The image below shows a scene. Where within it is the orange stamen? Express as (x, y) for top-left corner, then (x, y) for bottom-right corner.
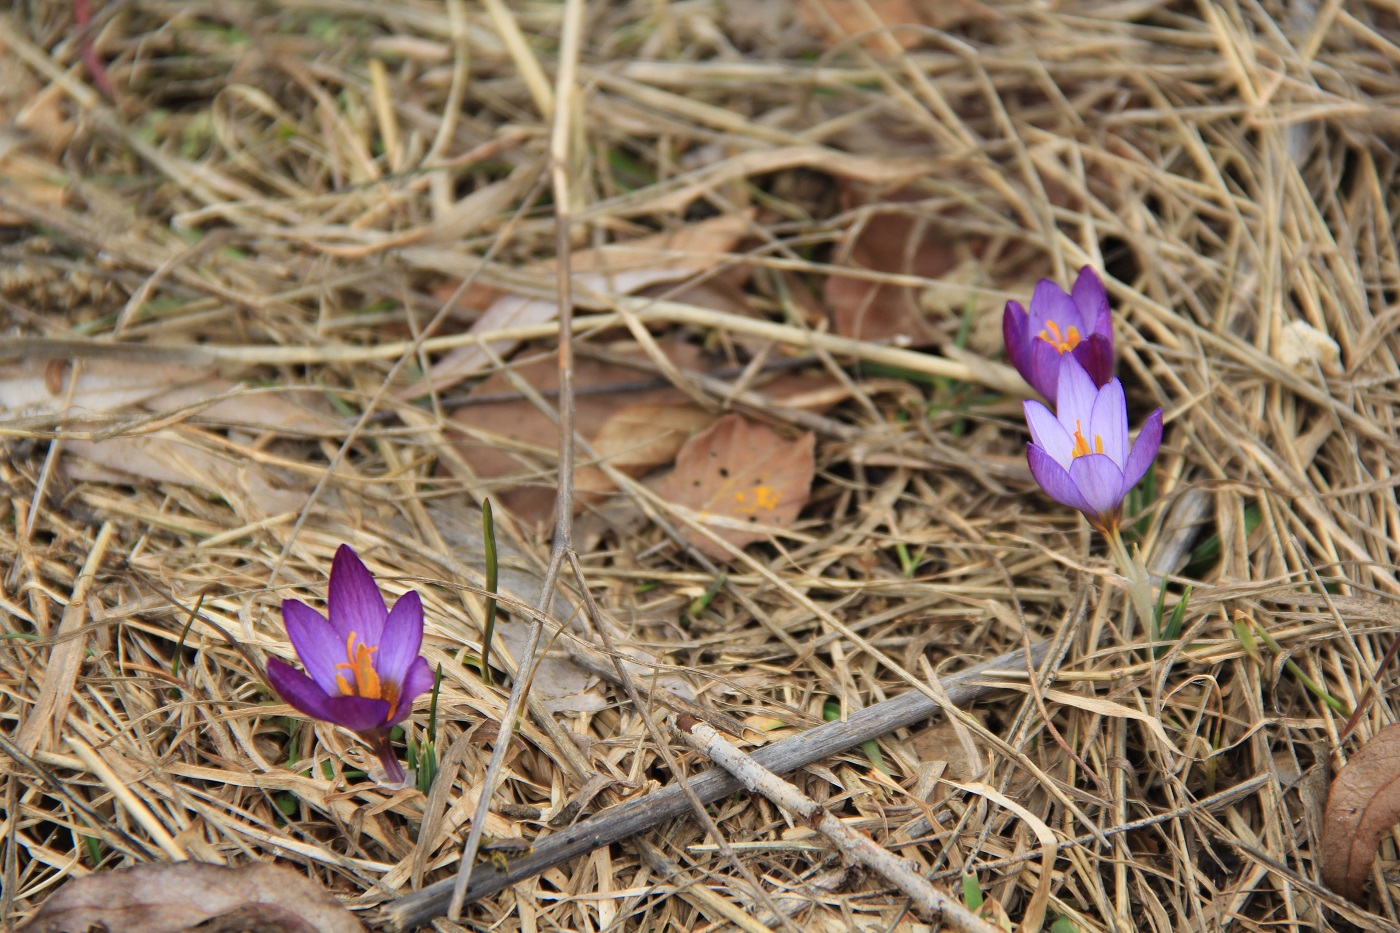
(1070, 420), (1104, 459)
(335, 633), (382, 699)
(1038, 319), (1082, 354)
(334, 632), (402, 720)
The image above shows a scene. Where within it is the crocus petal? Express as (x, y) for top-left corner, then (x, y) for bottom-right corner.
(267, 657), (334, 719)
(1068, 454), (1127, 519)
(1024, 400), (1075, 467)
(1029, 278), (1083, 335)
(1121, 408), (1164, 492)
(329, 545), (388, 646)
(1027, 337), (1065, 402)
(1003, 301), (1031, 377)
(322, 694), (394, 733)
(374, 590), (424, 687)
(1071, 266), (1109, 326)
(267, 658), (391, 732)
(1088, 379), (1129, 466)
(1027, 444), (1094, 514)
(1054, 355), (1099, 434)
(388, 656), (436, 725)
(282, 599), (343, 694)
(1090, 304), (1113, 340)
(1071, 334), (1115, 388)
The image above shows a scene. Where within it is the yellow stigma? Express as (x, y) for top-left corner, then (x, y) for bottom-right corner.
(1070, 420), (1104, 459)
(1038, 319), (1081, 354)
(335, 632), (399, 718)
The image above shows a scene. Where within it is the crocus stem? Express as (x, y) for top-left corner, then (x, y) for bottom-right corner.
(1104, 526), (1157, 646)
(368, 733), (406, 785)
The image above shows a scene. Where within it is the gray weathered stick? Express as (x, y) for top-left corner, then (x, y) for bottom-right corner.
(673, 714), (1001, 933)
(380, 640), (1049, 931)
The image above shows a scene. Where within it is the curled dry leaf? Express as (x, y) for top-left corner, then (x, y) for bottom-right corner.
(444, 343), (704, 524)
(795, 0), (997, 52)
(1322, 723), (1400, 903)
(659, 413), (816, 559)
(20, 860), (365, 933)
(574, 401), (717, 504)
(824, 185), (962, 344)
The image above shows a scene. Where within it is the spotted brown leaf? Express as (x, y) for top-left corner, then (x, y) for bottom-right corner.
(659, 414), (815, 559)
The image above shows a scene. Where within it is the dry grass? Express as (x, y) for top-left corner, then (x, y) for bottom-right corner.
(3, 1), (1400, 931)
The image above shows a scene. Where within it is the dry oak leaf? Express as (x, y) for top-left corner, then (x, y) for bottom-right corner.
(823, 184), (965, 344)
(444, 343), (706, 525)
(20, 860), (365, 933)
(1322, 723), (1400, 903)
(659, 413), (815, 559)
(796, 0), (997, 52)
(574, 401), (717, 504)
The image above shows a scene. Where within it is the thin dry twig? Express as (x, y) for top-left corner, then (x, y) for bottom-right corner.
(565, 548), (806, 933)
(672, 713), (1000, 933)
(448, 0), (586, 917)
(378, 641), (1048, 930)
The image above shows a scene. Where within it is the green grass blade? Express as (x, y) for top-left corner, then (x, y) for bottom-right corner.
(480, 498), (499, 683)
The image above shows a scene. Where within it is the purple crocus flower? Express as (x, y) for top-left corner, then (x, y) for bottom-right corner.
(1003, 266), (1115, 404)
(1023, 356), (1163, 533)
(266, 545), (434, 784)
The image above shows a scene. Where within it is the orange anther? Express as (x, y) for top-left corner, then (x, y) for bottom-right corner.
(1070, 420), (1104, 459)
(335, 632), (383, 702)
(1038, 320), (1082, 354)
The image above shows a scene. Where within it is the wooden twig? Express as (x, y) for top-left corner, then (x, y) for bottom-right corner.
(446, 0), (586, 917)
(379, 640), (1049, 931)
(565, 550), (804, 933)
(671, 714), (1001, 933)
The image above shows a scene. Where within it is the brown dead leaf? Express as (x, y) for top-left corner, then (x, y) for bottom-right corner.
(825, 187), (965, 344)
(66, 432), (308, 523)
(574, 402), (717, 503)
(795, 0), (997, 52)
(445, 344), (706, 524)
(910, 717), (982, 786)
(658, 414), (815, 559)
(1321, 723), (1400, 903)
(0, 359), (340, 435)
(410, 213), (752, 396)
(20, 860), (364, 933)
(427, 278), (504, 323)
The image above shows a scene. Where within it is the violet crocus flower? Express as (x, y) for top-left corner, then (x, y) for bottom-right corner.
(1003, 266), (1115, 404)
(1023, 356), (1163, 534)
(266, 545), (434, 784)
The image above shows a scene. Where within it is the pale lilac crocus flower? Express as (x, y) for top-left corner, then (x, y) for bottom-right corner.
(266, 545), (434, 784)
(1023, 355), (1163, 535)
(1003, 266), (1115, 404)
